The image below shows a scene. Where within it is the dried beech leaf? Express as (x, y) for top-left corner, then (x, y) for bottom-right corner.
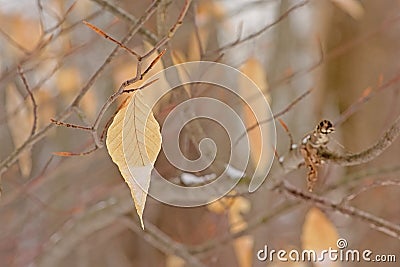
(106, 91), (162, 229)
(6, 84), (32, 177)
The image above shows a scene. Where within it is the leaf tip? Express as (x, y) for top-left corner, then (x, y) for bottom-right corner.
(140, 216), (145, 230)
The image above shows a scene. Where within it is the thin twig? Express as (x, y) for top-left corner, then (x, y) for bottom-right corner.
(120, 217), (207, 267)
(0, 28), (30, 54)
(0, 1), (163, 176)
(83, 21), (141, 59)
(34, 188), (135, 267)
(204, 0), (309, 56)
(236, 88), (312, 144)
(122, 78), (160, 94)
(278, 118), (295, 149)
(50, 119), (93, 131)
(50, 0), (188, 159)
(92, 0), (190, 132)
(17, 66), (38, 136)
(91, 0), (165, 132)
(268, 36), (324, 92)
(334, 71), (400, 126)
(90, 0), (158, 44)
(342, 179), (400, 204)
(53, 147), (99, 157)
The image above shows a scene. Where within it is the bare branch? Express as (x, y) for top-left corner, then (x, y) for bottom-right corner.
(90, 0), (158, 44)
(83, 21), (141, 59)
(0, 0), (163, 177)
(120, 217), (207, 267)
(17, 66), (38, 136)
(321, 114), (400, 166)
(205, 0), (309, 56)
(50, 119), (93, 131)
(274, 181), (400, 240)
(35, 188), (134, 267)
(343, 179), (400, 204)
(334, 71), (400, 126)
(122, 78), (160, 94)
(236, 88), (312, 144)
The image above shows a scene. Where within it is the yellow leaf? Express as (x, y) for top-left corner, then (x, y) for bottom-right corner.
(240, 58), (269, 96)
(234, 236), (254, 267)
(331, 0), (364, 20)
(166, 255), (185, 267)
(187, 29), (208, 62)
(6, 84), (33, 177)
(171, 49), (187, 65)
(35, 89), (56, 128)
(302, 208), (341, 267)
(57, 67), (82, 97)
(196, 0), (225, 23)
(208, 195), (253, 267)
(229, 196), (250, 233)
(106, 91), (162, 229)
(239, 58), (271, 176)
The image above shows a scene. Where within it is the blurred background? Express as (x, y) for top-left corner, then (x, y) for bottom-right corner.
(0, 0), (400, 266)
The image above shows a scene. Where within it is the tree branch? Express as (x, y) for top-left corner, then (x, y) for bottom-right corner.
(120, 217), (207, 267)
(275, 181), (400, 240)
(90, 0), (158, 45)
(320, 114), (400, 166)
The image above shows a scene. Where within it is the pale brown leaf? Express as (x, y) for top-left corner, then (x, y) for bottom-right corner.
(106, 90), (162, 229)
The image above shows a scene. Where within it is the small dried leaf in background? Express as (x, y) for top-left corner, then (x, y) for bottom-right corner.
(330, 0), (364, 20)
(6, 84), (33, 178)
(302, 207), (341, 267)
(208, 195), (253, 267)
(106, 90), (162, 229)
(166, 255), (185, 267)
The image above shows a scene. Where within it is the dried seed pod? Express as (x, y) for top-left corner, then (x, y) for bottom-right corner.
(300, 120), (334, 192)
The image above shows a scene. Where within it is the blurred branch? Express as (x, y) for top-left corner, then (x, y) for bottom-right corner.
(120, 217), (207, 267)
(334, 71), (400, 126)
(17, 66), (37, 136)
(189, 201), (296, 255)
(0, 28), (30, 54)
(236, 88), (312, 144)
(156, 0), (172, 37)
(204, 0), (309, 56)
(321, 114), (400, 166)
(274, 180), (400, 240)
(35, 187), (134, 267)
(0, 0), (162, 179)
(343, 179), (400, 204)
(90, 0), (159, 44)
